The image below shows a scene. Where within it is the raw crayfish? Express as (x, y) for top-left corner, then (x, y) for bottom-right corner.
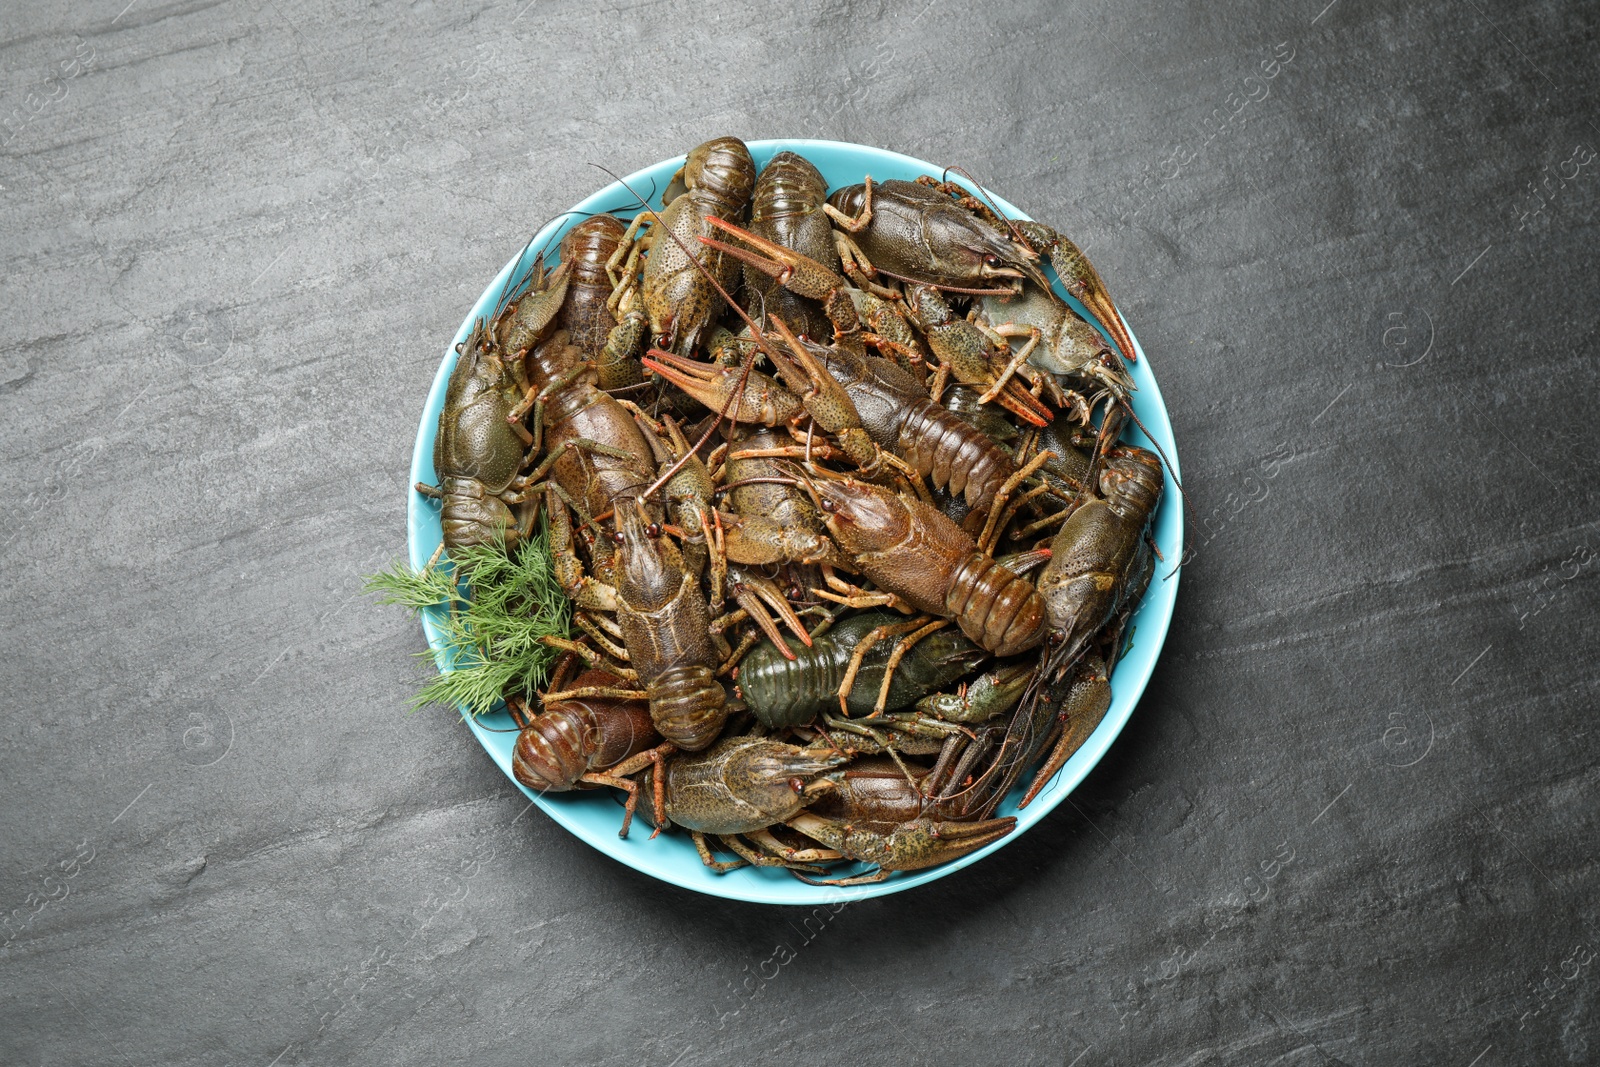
(404, 138), (1174, 888)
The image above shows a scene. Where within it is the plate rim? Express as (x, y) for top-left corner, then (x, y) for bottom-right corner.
(407, 138), (1182, 904)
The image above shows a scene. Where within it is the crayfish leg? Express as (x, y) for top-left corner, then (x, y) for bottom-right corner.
(791, 866), (892, 887)
(580, 770), (640, 838)
(542, 684), (648, 702)
(594, 741), (674, 837)
(872, 618), (949, 715)
(836, 616), (931, 716)
(717, 832), (833, 875)
(717, 631), (761, 677)
(739, 829), (839, 875)
(691, 831), (748, 874)
(822, 174), (875, 234)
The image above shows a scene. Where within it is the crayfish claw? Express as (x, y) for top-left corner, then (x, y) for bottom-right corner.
(701, 216), (849, 302)
(731, 567), (814, 652)
(1013, 221), (1138, 366)
(784, 812), (1016, 878)
(641, 349), (802, 426)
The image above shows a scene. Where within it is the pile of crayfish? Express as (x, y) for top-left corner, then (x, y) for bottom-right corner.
(417, 137), (1166, 885)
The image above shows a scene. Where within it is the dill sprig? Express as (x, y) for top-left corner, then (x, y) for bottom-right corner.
(364, 553), (460, 609)
(364, 523), (572, 717)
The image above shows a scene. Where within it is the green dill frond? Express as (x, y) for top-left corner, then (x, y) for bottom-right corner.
(363, 557), (461, 609)
(368, 521), (572, 718)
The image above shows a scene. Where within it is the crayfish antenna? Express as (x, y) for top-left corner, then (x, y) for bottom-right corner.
(939, 163), (1036, 253)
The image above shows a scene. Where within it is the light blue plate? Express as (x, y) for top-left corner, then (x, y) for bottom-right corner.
(408, 140), (1181, 904)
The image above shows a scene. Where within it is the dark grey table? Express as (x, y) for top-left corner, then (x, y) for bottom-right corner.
(3, 1), (1596, 1063)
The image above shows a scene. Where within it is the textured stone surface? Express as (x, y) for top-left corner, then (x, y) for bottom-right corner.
(2, 0), (1597, 1063)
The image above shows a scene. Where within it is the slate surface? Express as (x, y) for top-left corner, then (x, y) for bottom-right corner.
(2, 0), (1597, 1063)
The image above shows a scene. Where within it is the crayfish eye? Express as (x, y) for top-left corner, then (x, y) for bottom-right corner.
(787, 777), (804, 794)
(983, 253), (1003, 268)
(646, 523), (662, 539)
(820, 498), (837, 513)
(1047, 630), (1065, 648)
(612, 531), (626, 545)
